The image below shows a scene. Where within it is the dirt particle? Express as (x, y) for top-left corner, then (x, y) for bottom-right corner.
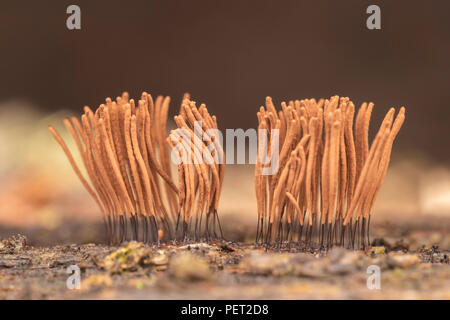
(169, 252), (212, 282)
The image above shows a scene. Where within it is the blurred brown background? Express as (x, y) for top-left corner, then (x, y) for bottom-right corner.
(1, 0), (450, 161)
(0, 1), (449, 244)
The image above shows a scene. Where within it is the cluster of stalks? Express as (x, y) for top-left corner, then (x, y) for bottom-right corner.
(49, 91), (224, 244)
(167, 97), (225, 241)
(255, 96), (405, 249)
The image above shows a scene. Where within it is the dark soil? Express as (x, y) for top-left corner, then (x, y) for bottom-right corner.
(0, 217), (449, 300)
